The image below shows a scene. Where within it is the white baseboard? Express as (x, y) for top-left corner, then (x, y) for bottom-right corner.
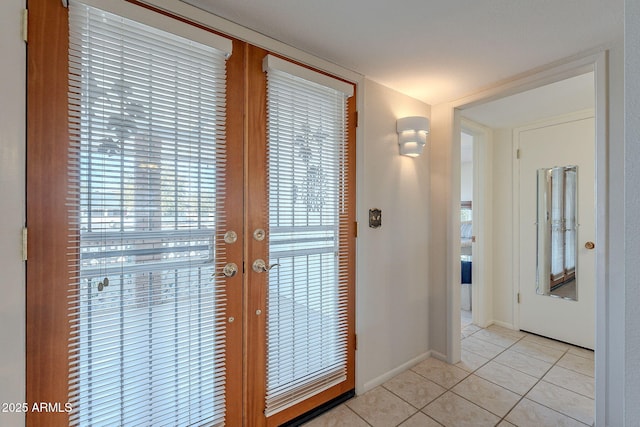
(359, 351), (432, 394)
(491, 319), (517, 330)
(429, 350), (448, 362)
(478, 319), (494, 328)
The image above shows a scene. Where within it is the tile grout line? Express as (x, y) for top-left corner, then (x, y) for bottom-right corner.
(461, 327), (526, 370)
(499, 345), (592, 426)
(463, 325), (594, 426)
(411, 327), (528, 424)
(306, 325), (593, 426)
(379, 381), (447, 426)
(498, 345), (569, 426)
(342, 402), (374, 426)
(459, 329), (530, 423)
(467, 327), (595, 388)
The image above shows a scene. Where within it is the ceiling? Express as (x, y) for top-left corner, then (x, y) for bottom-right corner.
(462, 71), (595, 129)
(458, 71), (594, 164)
(181, 0), (622, 105)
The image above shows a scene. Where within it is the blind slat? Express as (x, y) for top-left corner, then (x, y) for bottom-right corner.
(67, 2), (229, 425)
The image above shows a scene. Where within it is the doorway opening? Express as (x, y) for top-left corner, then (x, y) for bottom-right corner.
(450, 60), (605, 423)
(460, 130), (474, 330)
(457, 120), (492, 334)
(445, 50), (608, 426)
(460, 71), (595, 345)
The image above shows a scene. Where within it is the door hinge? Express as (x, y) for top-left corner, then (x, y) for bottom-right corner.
(517, 292), (520, 304)
(354, 111), (359, 128)
(354, 221), (359, 238)
(516, 148), (520, 159)
(354, 333), (358, 351)
(22, 227), (28, 261)
(62, 0), (69, 8)
(21, 9), (28, 43)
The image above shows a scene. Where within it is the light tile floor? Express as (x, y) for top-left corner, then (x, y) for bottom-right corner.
(461, 310), (473, 329)
(304, 322), (594, 427)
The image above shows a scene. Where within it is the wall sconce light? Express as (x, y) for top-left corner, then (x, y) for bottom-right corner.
(396, 116), (430, 157)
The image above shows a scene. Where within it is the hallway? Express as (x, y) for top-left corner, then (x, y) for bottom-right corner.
(305, 324), (594, 426)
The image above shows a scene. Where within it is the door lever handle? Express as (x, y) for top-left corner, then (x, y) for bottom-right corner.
(214, 262), (238, 278)
(252, 259), (279, 273)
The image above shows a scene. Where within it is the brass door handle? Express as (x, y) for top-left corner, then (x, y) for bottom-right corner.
(585, 241), (595, 250)
(215, 262), (238, 278)
(252, 259), (279, 273)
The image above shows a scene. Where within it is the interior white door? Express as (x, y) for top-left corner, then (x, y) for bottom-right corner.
(518, 115), (595, 349)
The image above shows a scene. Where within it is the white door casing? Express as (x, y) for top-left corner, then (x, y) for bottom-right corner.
(516, 111), (595, 349)
(461, 119), (493, 329)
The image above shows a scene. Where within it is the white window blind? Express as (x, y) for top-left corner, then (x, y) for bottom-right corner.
(67, 2), (229, 426)
(564, 169), (577, 274)
(263, 55), (352, 416)
(550, 168), (565, 278)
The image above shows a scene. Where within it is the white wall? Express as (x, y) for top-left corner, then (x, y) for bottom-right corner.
(490, 128), (515, 327)
(0, 1), (26, 426)
(624, 0), (640, 422)
(356, 79), (431, 392)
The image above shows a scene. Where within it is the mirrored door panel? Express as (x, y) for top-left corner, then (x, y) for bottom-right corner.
(536, 165), (578, 300)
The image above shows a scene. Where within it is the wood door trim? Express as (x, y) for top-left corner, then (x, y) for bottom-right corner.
(244, 43), (270, 427)
(224, 38), (247, 427)
(26, 1), (71, 425)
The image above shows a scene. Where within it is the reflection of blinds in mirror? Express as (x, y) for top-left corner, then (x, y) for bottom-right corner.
(461, 200), (472, 221)
(67, 2), (230, 425)
(264, 55), (351, 416)
(549, 166), (577, 287)
(564, 170), (577, 273)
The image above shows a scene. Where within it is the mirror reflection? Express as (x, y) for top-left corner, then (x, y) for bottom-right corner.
(536, 166), (578, 300)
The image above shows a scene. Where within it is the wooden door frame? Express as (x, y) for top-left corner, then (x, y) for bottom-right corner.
(26, 1), (71, 425)
(224, 38), (247, 427)
(27, 3), (356, 426)
(244, 43), (270, 427)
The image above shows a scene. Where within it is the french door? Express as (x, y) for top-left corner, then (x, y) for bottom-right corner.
(26, 1), (355, 426)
